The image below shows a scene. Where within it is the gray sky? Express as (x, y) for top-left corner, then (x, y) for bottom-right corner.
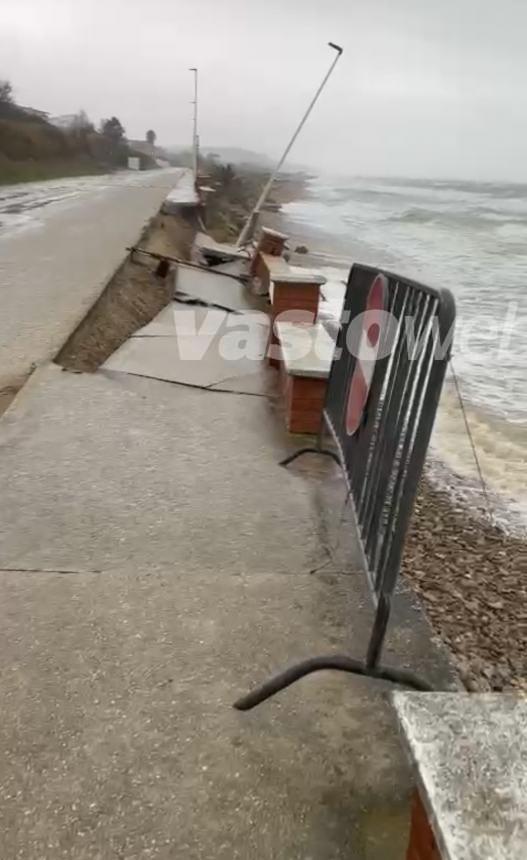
(1, 0), (525, 180)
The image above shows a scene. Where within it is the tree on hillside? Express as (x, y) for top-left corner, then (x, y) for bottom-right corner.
(95, 116), (129, 168)
(66, 110), (95, 155)
(146, 129), (156, 145)
(100, 116), (126, 143)
(218, 163), (236, 190)
(72, 109), (94, 132)
(0, 80), (13, 104)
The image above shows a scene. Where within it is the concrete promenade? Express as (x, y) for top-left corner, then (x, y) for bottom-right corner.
(0, 267), (455, 858)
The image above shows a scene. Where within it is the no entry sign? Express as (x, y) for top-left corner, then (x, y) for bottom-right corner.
(345, 273), (388, 436)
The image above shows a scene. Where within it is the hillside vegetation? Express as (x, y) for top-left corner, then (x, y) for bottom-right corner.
(0, 116), (102, 183)
(0, 80), (154, 185)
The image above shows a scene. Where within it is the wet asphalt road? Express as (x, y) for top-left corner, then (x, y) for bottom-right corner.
(0, 168), (184, 390)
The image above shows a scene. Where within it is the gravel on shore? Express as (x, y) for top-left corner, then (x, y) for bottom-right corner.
(403, 472), (527, 693)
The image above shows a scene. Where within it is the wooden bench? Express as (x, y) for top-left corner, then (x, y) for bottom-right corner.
(249, 228), (288, 279)
(274, 321), (335, 434)
(264, 257), (327, 369)
(250, 250), (330, 433)
(265, 255), (326, 308)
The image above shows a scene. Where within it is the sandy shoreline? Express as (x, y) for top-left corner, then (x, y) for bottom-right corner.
(264, 179), (526, 693)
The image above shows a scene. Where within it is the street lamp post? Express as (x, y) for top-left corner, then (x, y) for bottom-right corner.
(189, 67), (199, 181)
(237, 42), (343, 247)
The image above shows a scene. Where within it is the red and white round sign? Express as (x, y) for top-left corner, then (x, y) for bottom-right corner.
(345, 273), (388, 436)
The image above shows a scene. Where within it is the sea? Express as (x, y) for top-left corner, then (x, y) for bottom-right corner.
(279, 175), (527, 533)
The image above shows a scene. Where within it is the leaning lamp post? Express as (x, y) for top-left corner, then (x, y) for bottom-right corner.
(236, 41), (343, 247)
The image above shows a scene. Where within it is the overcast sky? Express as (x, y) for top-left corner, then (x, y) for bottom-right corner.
(1, 0), (525, 181)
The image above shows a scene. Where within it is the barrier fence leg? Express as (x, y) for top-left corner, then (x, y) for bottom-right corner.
(279, 421), (340, 468)
(233, 651), (433, 711)
(279, 447), (340, 468)
(233, 583), (433, 711)
(365, 593), (391, 669)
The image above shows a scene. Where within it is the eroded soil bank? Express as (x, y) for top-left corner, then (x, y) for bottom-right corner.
(55, 211), (195, 373)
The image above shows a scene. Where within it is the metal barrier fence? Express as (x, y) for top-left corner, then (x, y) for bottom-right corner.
(235, 263), (456, 710)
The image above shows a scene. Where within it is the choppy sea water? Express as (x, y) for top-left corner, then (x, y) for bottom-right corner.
(280, 176), (527, 531)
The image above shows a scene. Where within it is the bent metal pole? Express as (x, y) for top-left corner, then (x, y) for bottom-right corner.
(236, 42), (343, 247)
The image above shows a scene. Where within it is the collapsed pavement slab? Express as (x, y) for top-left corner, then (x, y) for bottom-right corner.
(104, 302), (272, 395)
(175, 265), (266, 314)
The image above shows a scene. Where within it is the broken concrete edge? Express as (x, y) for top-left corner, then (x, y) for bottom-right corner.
(392, 694), (459, 860)
(0, 363), (61, 425)
(392, 692), (527, 860)
(0, 363), (268, 431)
(162, 171), (200, 210)
(0, 364), (47, 423)
(99, 366), (270, 399)
(0, 373), (31, 418)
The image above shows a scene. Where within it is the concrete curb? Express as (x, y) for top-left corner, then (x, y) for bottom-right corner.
(0, 363), (54, 424)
